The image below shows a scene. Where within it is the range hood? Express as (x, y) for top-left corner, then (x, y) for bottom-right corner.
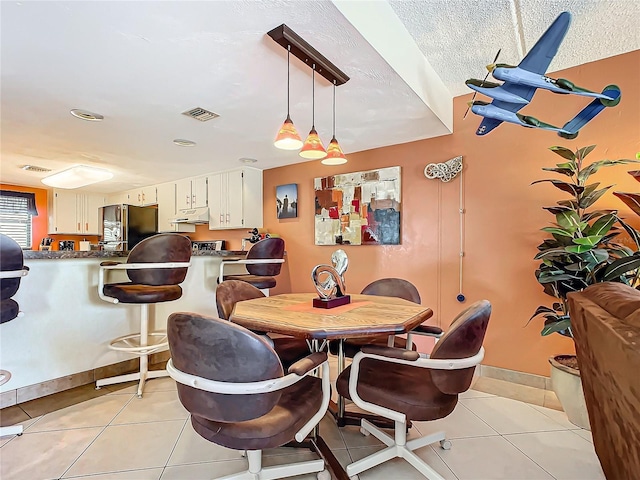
(170, 207), (209, 224)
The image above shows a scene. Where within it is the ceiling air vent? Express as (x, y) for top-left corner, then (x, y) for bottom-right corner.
(182, 107), (219, 122)
(20, 165), (52, 173)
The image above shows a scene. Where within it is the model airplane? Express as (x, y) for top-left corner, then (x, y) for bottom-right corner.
(465, 11), (621, 138)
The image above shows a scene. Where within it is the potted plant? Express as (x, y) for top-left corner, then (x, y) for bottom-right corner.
(530, 145), (639, 429)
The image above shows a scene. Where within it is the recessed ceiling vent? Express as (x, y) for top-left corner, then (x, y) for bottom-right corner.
(182, 107), (219, 122)
(20, 165), (52, 173)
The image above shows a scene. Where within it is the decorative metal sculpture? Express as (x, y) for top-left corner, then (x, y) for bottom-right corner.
(311, 249), (351, 308)
(424, 156), (463, 182)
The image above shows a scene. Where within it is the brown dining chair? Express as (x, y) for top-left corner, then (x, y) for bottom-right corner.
(218, 237), (285, 296)
(330, 278), (443, 358)
(167, 312), (331, 480)
(97, 233), (192, 397)
(216, 280), (310, 369)
(336, 300), (491, 480)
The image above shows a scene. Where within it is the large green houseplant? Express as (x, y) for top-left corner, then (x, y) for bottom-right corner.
(529, 145), (639, 429)
(530, 145), (640, 339)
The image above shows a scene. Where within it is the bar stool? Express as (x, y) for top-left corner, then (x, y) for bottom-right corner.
(97, 233), (191, 397)
(0, 234), (29, 438)
(219, 237), (285, 296)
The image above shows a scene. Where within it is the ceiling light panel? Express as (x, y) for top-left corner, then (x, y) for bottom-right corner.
(41, 165), (113, 189)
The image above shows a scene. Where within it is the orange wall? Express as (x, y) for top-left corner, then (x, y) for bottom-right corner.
(0, 183), (100, 249)
(257, 51), (640, 376)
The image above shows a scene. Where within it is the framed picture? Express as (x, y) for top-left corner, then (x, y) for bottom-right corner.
(276, 183), (298, 219)
(314, 166), (401, 245)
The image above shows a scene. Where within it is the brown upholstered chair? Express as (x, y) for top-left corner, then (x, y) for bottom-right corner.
(98, 233), (191, 397)
(216, 280), (310, 369)
(336, 300), (491, 480)
(0, 234), (29, 438)
(218, 237), (285, 295)
(568, 282), (640, 480)
(330, 278), (443, 358)
(167, 312), (331, 480)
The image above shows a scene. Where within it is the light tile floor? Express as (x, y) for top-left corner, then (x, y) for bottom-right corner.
(0, 375), (604, 480)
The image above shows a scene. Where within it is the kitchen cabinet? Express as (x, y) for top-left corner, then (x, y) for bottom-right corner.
(105, 191), (129, 205)
(124, 186), (157, 206)
(208, 168), (262, 230)
(156, 182), (195, 233)
(176, 176), (208, 211)
(47, 189), (105, 235)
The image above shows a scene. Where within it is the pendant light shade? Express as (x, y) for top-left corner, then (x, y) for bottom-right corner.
(274, 115), (303, 150)
(274, 45), (303, 150)
(321, 81), (347, 165)
(300, 65), (326, 160)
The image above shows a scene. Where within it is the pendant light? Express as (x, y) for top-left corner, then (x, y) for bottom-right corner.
(321, 81), (347, 165)
(299, 64), (327, 160)
(274, 45), (303, 150)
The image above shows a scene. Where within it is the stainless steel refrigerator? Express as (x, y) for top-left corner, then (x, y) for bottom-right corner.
(99, 204), (158, 251)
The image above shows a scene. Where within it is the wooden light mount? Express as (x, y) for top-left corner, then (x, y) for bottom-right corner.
(267, 24), (350, 86)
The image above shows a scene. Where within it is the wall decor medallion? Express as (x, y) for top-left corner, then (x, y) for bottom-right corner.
(314, 166), (401, 245)
(311, 249), (350, 308)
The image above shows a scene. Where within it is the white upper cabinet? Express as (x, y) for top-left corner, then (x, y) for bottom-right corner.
(126, 186), (157, 206)
(208, 168), (262, 230)
(156, 182), (195, 233)
(176, 176), (208, 210)
(48, 189), (105, 235)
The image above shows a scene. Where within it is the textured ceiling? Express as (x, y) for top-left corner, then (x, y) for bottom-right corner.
(1, 0), (638, 192)
(389, 0), (640, 96)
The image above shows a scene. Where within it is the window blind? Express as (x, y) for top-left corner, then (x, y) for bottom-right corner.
(0, 194), (32, 248)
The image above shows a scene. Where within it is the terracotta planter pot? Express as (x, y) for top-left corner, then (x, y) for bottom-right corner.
(549, 355), (591, 430)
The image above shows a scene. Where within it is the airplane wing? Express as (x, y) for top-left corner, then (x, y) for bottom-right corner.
(499, 82), (536, 104)
(518, 12), (571, 75)
(476, 118), (503, 136)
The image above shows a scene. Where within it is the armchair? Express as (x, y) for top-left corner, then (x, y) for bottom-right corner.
(97, 233), (191, 397)
(167, 312), (331, 480)
(336, 300), (491, 480)
(219, 237), (285, 296)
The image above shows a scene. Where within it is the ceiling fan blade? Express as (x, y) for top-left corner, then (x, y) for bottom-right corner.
(463, 92), (478, 119)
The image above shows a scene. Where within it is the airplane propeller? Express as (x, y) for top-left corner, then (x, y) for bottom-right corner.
(463, 48), (501, 119)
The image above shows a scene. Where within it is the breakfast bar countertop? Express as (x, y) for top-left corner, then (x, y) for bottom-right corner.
(23, 249), (247, 260)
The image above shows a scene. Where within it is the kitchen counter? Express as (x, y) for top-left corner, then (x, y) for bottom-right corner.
(23, 250), (247, 260)
(1, 251), (257, 395)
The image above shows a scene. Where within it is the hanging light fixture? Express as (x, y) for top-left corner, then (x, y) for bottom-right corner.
(322, 81), (347, 165)
(274, 45), (303, 150)
(299, 64), (327, 160)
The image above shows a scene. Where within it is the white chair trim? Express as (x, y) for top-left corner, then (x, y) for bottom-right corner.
(0, 268), (29, 279)
(218, 258), (284, 283)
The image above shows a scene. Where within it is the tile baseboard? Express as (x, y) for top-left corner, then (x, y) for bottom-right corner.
(479, 364), (552, 391)
(2, 350), (171, 407)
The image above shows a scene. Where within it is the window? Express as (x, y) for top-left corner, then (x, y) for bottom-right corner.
(0, 190), (38, 249)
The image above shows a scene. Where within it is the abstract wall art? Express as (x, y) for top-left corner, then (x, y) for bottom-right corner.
(276, 183), (298, 219)
(314, 166), (401, 245)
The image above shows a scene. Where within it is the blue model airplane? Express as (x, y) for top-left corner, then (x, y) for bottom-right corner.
(465, 11), (621, 138)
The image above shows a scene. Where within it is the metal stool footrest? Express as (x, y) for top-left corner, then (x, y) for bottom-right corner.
(108, 331), (168, 355)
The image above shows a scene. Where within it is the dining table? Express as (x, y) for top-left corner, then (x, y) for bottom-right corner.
(231, 292), (434, 480)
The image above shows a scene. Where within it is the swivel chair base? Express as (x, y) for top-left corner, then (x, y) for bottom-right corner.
(0, 425), (23, 438)
(219, 450), (329, 480)
(347, 419), (450, 480)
